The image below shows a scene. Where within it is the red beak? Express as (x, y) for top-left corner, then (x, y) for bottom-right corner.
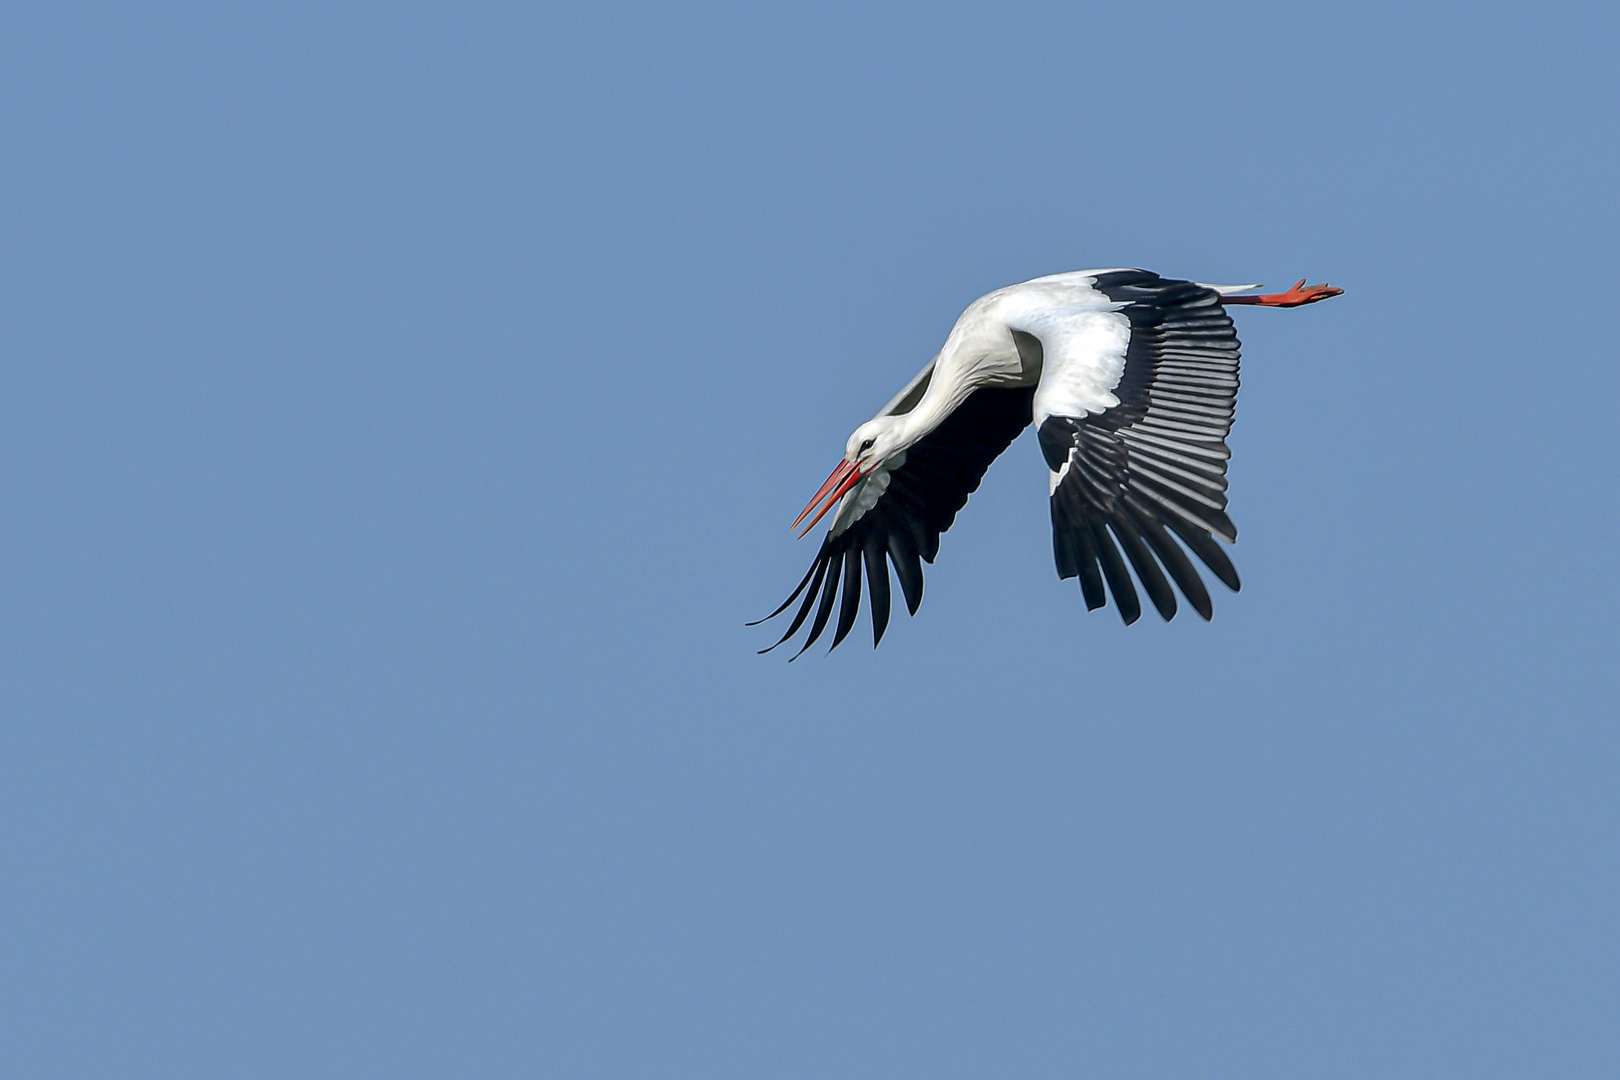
(791, 459), (865, 537)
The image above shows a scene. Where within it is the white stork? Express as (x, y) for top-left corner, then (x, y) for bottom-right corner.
(754, 269), (1342, 656)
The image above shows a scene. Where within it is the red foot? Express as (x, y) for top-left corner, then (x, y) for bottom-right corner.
(1224, 279), (1344, 307)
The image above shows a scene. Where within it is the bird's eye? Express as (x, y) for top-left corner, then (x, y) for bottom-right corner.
(859, 438), (875, 453)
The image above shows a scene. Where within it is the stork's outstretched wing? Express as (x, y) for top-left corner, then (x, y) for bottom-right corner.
(755, 386), (1034, 656)
(1029, 270), (1242, 624)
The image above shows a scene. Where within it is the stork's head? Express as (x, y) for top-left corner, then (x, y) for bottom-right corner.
(844, 415), (908, 470)
(792, 414), (911, 536)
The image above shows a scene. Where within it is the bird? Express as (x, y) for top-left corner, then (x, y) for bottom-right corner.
(753, 268), (1342, 657)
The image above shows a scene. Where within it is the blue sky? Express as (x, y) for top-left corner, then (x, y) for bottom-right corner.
(3, 3), (1618, 1077)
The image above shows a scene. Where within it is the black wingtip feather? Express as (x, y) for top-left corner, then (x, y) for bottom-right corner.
(863, 540), (890, 648)
(894, 552), (924, 614)
(829, 545), (863, 651)
(748, 549), (824, 627)
(1110, 516), (1177, 622)
(891, 547), (924, 615)
(790, 550), (843, 659)
(1125, 500), (1213, 621)
(1051, 496), (1079, 580)
(1163, 516), (1241, 593)
(1089, 520), (1141, 625)
(758, 551), (831, 653)
(1070, 513), (1107, 610)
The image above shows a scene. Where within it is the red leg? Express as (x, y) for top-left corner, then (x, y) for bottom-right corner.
(1223, 279), (1343, 307)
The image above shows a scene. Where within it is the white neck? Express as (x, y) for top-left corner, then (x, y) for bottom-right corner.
(887, 347), (992, 452)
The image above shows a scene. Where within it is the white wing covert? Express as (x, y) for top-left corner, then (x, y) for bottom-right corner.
(1014, 304), (1133, 421)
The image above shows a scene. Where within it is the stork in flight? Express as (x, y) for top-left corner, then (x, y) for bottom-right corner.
(754, 268), (1342, 656)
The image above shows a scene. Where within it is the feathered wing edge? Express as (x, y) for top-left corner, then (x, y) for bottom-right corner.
(749, 501), (930, 658)
(1048, 433), (1242, 625)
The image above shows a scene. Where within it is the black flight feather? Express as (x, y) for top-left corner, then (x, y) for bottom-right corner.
(759, 547), (831, 654)
(863, 538), (890, 647)
(829, 544), (863, 650)
(791, 549), (843, 659)
(1042, 271), (1245, 623)
(758, 385), (1033, 655)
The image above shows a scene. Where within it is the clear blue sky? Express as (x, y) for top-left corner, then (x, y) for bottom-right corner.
(3, 3), (1617, 1077)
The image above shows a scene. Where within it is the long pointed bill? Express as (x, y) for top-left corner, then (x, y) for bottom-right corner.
(791, 459), (864, 537)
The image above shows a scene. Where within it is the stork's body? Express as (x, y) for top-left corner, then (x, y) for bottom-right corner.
(757, 268), (1341, 656)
